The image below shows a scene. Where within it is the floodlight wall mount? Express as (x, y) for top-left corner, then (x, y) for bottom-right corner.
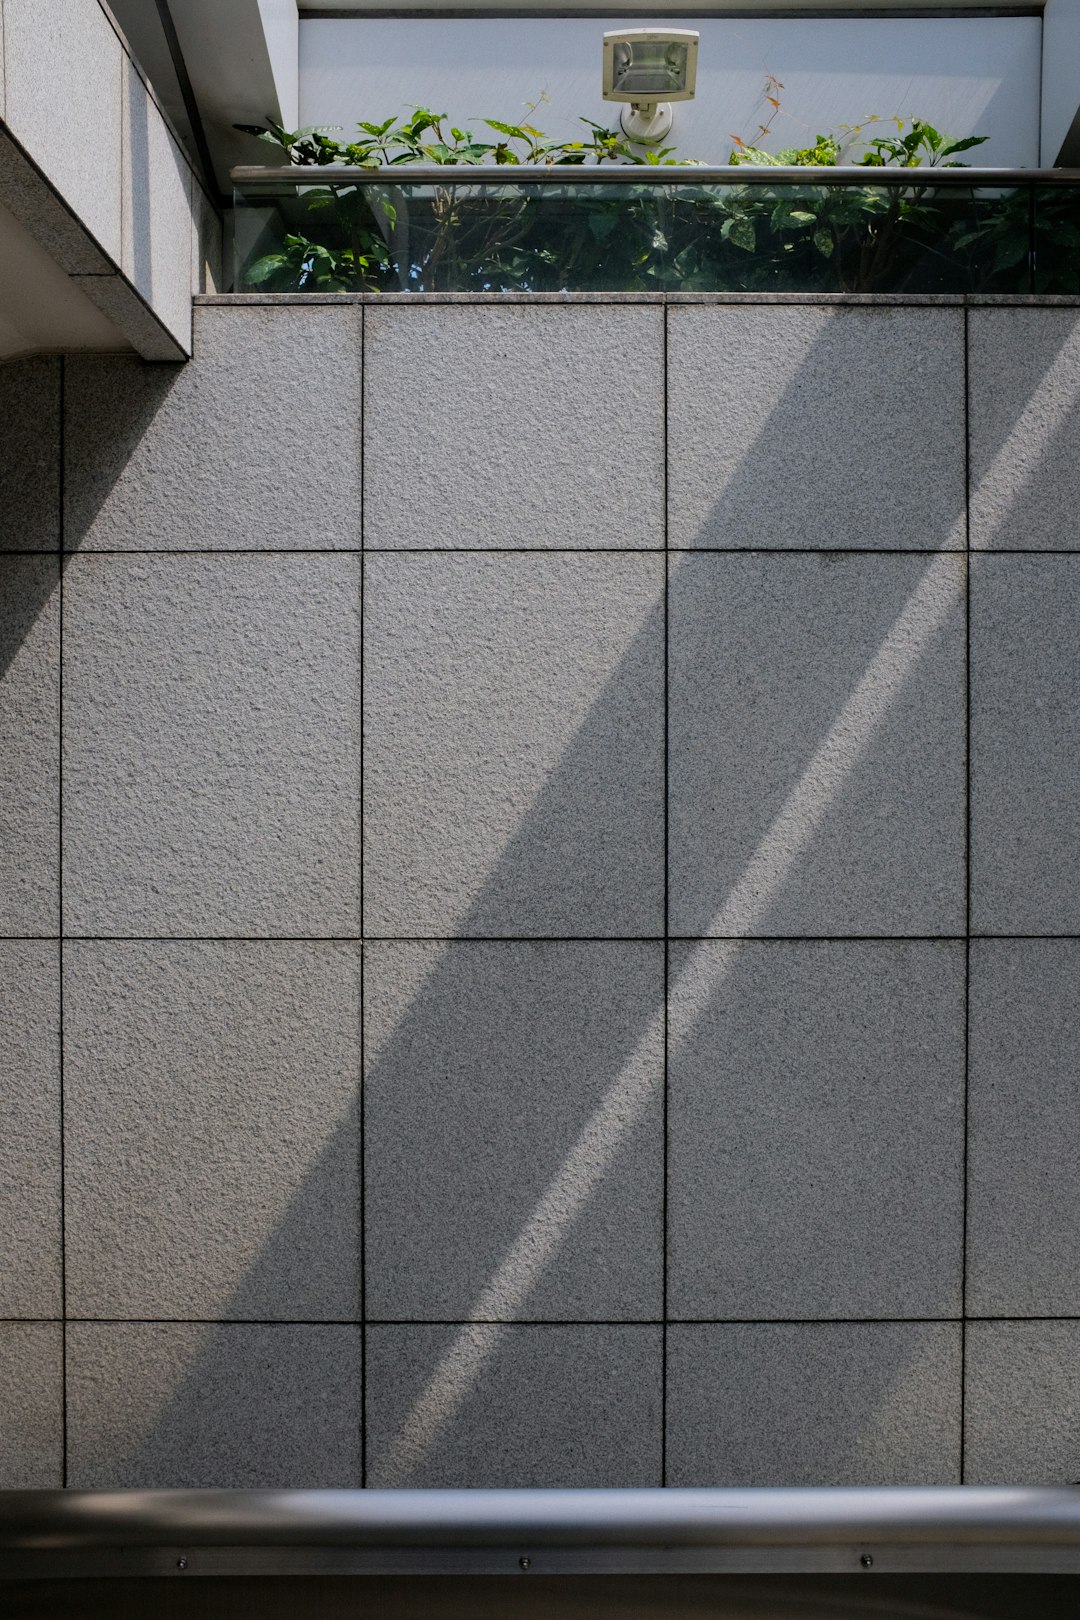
(620, 102), (674, 145)
(602, 29), (699, 146)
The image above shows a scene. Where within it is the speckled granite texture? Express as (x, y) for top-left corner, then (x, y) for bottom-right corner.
(2, 298), (1079, 1488)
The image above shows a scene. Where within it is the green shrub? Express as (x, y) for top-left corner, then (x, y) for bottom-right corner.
(231, 109), (1078, 296)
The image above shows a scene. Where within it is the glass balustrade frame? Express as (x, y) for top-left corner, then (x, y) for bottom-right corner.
(230, 166), (1080, 298)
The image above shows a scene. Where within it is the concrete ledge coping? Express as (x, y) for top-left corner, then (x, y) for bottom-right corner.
(196, 293), (1080, 309)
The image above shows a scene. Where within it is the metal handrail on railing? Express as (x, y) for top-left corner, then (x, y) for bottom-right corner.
(231, 165), (1080, 187)
(2, 1488), (1080, 1579)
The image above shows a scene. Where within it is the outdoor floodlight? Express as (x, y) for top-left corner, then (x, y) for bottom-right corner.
(602, 29), (699, 145)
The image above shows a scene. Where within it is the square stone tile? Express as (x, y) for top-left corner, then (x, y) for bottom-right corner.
(4, 0), (124, 264)
(0, 942), (60, 1316)
(366, 941), (663, 1321)
(63, 305), (361, 549)
(667, 1323), (961, 1486)
(0, 555), (59, 934)
(0, 1324), (63, 1488)
(364, 305), (663, 549)
(0, 358), (60, 549)
(970, 309), (1080, 550)
(364, 553), (664, 937)
(64, 941), (361, 1320)
(668, 306), (965, 550)
(62, 553), (361, 936)
(668, 940), (965, 1319)
(121, 61), (194, 351)
(668, 552), (966, 937)
(67, 1322), (362, 1487)
(366, 1324), (661, 1487)
(965, 1322), (1080, 1484)
(968, 941), (1080, 1316)
(971, 555), (1080, 933)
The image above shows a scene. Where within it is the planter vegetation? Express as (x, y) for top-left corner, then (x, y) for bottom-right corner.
(231, 110), (1080, 296)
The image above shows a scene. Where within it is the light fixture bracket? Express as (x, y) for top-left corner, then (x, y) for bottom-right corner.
(602, 29), (699, 147)
(619, 103), (674, 145)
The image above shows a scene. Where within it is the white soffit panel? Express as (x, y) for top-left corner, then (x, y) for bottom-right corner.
(0, 202), (129, 360)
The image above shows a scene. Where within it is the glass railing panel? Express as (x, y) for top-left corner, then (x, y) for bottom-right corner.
(231, 173), (1080, 297)
(1033, 186), (1080, 294)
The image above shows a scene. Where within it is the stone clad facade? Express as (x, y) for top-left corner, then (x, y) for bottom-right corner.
(1, 294), (1079, 1487)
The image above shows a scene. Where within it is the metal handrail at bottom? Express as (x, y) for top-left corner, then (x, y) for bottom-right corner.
(0, 1488), (1079, 1580)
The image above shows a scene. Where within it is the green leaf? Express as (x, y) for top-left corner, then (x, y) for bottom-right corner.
(941, 135), (987, 156)
(813, 228), (833, 258)
(729, 144), (782, 167)
(405, 110), (439, 136)
(485, 120), (529, 139)
(993, 234), (1030, 273)
(727, 215), (756, 252)
(245, 253), (288, 284)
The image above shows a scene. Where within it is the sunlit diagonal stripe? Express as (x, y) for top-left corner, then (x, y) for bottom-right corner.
(970, 321), (1080, 549)
(373, 551), (964, 1487)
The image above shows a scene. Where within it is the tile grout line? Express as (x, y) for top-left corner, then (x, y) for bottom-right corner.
(960, 300), (973, 1486)
(21, 934), (1080, 946)
(4, 1314), (1072, 1327)
(36, 545), (1080, 557)
(661, 302), (670, 1489)
(19, 550), (1080, 562)
(58, 355), (68, 1490)
(20, 933), (1080, 944)
(359, 301), (367, 1489)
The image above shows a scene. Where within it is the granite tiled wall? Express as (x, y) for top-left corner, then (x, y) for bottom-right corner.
(2, 296), (1079, 1488)
(0, 0), (221, 359)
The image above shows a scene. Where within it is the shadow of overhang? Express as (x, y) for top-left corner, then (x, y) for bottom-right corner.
(0, 127), (188, 363)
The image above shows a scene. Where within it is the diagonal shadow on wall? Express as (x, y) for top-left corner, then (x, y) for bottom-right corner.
(0, 554), (62, 684)
(0, 553), (68, 940)
(53, 302), (1078, 1489)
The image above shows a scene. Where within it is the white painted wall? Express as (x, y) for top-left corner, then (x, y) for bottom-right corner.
(1041, 0), (1080, 165)
(300, 0), (1041, 10)
(258, 0), (300, 132)
(300, 15), (1041, 169)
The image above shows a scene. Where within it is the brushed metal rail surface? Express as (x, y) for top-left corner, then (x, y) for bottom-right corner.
(1, 1488), (1080, 1579)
